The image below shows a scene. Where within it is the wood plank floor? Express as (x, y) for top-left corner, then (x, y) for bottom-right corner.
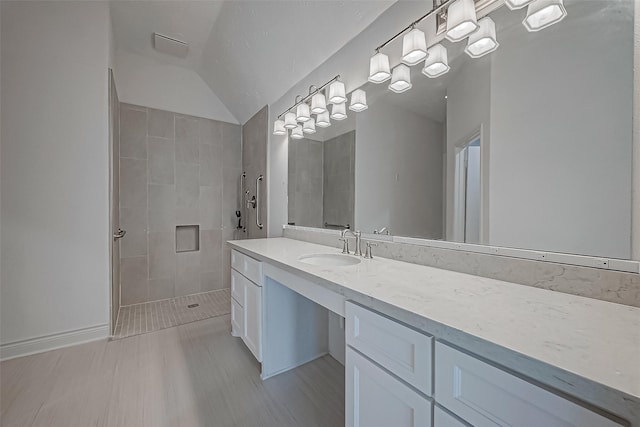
(0, 315), (345, 427)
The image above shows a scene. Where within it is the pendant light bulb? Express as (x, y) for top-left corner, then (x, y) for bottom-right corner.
(273, 119), (286, 135)
(368, 51), (391, 83)
(445, 0), (479, 42)
(290, 125), (304, 140)
(283, 112), (297, 129)
(311, 92), (327, 114)
(349, 89), (368, 112)
(465, 17), (499, 58)
(330, 103), (347, 121)
(505, 0), (534, 10)
(389, 64), (412, 93)
(401, 27), (428, 66)
(296, 103), (310, 122)
(422, 44), (450, 78)
(328, 80), (346, 104)
(316, 111), (331, 128)
(303, 118), (316, 134)
(523, 0), (567, 32)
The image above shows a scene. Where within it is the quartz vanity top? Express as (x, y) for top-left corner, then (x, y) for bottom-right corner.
(228, 237), (640, 420)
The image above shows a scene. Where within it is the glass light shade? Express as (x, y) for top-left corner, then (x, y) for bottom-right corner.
(465, 17), (499, 58)
(316, 111), (331, 128)
(523, 0), (567, 32)
(273, 119), (286, 135)
(368, 52), (391, 83)
(328, 80), (346, 104)
(505, 0), (534, 10)
(283, 112), (297, 129)
(290, 125), (304, 140)
(330, 103), (347, 121)
(296, 103), (310, 122)
(349, 89), (368, 112)
(389, 64), (412, 93)
(303, 118), (316, 134)
(401, 28), (427, 66)
(310, 92), (327, 114)
(446, 0), (479, 42)
(422, 44), (450, 78)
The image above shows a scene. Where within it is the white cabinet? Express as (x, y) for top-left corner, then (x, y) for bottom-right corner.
(231, 297), (243, 337)
(434, 407), (468, 427)
(243, 279), (262, 361)
(230, 250), (262, 362)
(346, 347), (432, 427)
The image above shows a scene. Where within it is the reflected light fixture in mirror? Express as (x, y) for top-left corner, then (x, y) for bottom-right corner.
(389, 64), (412, 93)
(465, 17), (499, 58)
(328, 80), (347, 104)
(303, 118), (316, 134)
(401, 27), (428, 66)
(422, 44), (450, 78)
(445, 0), (479, 42)
(368, 51), (391, 83)
(524, 0), (567, 32)
(311, 92), (327, 114)
(505, 0), (534, 10)
(273, 119), (286, 135)
(296, 102), (310, 122)
(284, 112), (297, 129)
(349, 89), (368, 112)
(316, 111), (331, 128)
(330, 103), (348, 120)
(290, 125), (304, 139)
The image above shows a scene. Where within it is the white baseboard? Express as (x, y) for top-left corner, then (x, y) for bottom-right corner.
(0, 324), (110, 361)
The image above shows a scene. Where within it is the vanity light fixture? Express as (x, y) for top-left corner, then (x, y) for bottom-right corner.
(422, 44), (450, 78)
(273, 119), (286, 135)
(523, 0), (567, 32)
(389, 64), (412, 93)
(303, 118), (316, 134)
(349, 89), (368, 112)
(505, 0), (534, 10)
(330, 103), (348, 120)
(445, 0), (479, 42)
(290, 125), (304, 140)
(283, 112), (297, 129)
(465, 17), (499, 58)
(328, 80), (347, 104)
(368, 51), (391, 83)
(316, 111), (331, 128)
(401, 27), (428, 66)
(296, 102), (310, 122)
(311, 92), (327, 114)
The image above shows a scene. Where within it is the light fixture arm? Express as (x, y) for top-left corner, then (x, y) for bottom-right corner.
(277, 75), (341, 119)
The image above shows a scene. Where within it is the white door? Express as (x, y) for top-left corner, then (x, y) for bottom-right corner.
(243, 280), (262, 361)
(346, 348), (432, 427)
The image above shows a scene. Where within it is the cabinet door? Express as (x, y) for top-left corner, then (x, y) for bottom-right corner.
(346, 348), (432, 427)
(231, 297), (243, 337)
(434, 406), (468, 427)
(243, 280), (262, 362)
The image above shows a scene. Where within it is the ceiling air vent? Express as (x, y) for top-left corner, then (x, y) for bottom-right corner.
(153, 33), (188, 58)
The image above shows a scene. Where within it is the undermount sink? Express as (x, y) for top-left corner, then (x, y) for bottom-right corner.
(298, 253), (361, 267)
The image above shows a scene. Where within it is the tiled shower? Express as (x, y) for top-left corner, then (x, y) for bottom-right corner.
(118, 103), (242, 306)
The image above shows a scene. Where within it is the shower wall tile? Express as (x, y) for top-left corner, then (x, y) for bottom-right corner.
(121, 256), (148, 305)
(148, 231), (176, 279)
(176, 141), (199, 164)
(148, 184), (175, 231)
(201, 229), (222, 272)
(201, 271), (223, 292)
(149, 278), (175, 302)
(120, 230), (147, 258)
(176, 162), (200, 208)
(120, 106), (147, 159)
(148, 108), (174, 138)
(120, 206), (147, 232)
(222, 167), (241, 231)
(176, 115), (200, 144)
(199, 144), (223, 186)
(176, 207), (199, 225)
(120, 158), (147, 208)
(200, 186), (222, 230)
(222, 122), (242, 169)
(148, 136), (175, 185)
(242, 107), (268, 240)
(200, 118), (223, 147)
(176, 251), (201, 295)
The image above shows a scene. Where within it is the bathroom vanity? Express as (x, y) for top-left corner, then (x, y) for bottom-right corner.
(228, 237), (639, 427)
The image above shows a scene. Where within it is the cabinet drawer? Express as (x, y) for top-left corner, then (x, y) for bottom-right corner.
(347, 347), (432, 427)
(231, 297), (243, 338)
(434, 407), (468, 427)
(435, 342), (623, 427)
(230, 269), (246, 306)
(231, 249), (262, 285)
(346, 302), (433, 396)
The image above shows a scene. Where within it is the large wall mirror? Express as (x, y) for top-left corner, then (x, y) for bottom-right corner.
(288, 0), (635, 260)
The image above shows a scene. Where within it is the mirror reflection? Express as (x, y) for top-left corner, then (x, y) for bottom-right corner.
(288, 0), (634, 260)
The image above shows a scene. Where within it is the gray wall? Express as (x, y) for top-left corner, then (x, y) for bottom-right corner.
(118, 103), (241, 305)
(288, 139), (324, 228)
(323, 131), (355, 230)
(242, 106), (268, 239)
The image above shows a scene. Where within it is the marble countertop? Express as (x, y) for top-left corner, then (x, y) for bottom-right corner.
(228, 238), (640, 421)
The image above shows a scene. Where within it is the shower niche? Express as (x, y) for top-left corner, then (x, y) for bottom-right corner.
(176, 225), (200, 253)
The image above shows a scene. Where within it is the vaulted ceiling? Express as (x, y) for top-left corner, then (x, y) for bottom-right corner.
(110, 1), (395, 124)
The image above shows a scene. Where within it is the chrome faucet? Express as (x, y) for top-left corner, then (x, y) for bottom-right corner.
(373, 227), (389, 235)
(340, 229), (362, 256)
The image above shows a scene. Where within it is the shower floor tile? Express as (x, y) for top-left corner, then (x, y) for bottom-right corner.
(113, 289), (230, 339)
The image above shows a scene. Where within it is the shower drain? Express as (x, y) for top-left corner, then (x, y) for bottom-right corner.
(187, 303), (199, 309)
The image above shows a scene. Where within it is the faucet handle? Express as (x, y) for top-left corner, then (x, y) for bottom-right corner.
(364, 241), (378, 259)
(338, 237), (350, 254)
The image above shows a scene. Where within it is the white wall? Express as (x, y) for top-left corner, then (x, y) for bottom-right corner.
(114, 50), (238, 124)
(356, 100), (443, 238)
(488, 2), (633, 259)
(633, 0), (640, 260)
(1, 1), (112, 354)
